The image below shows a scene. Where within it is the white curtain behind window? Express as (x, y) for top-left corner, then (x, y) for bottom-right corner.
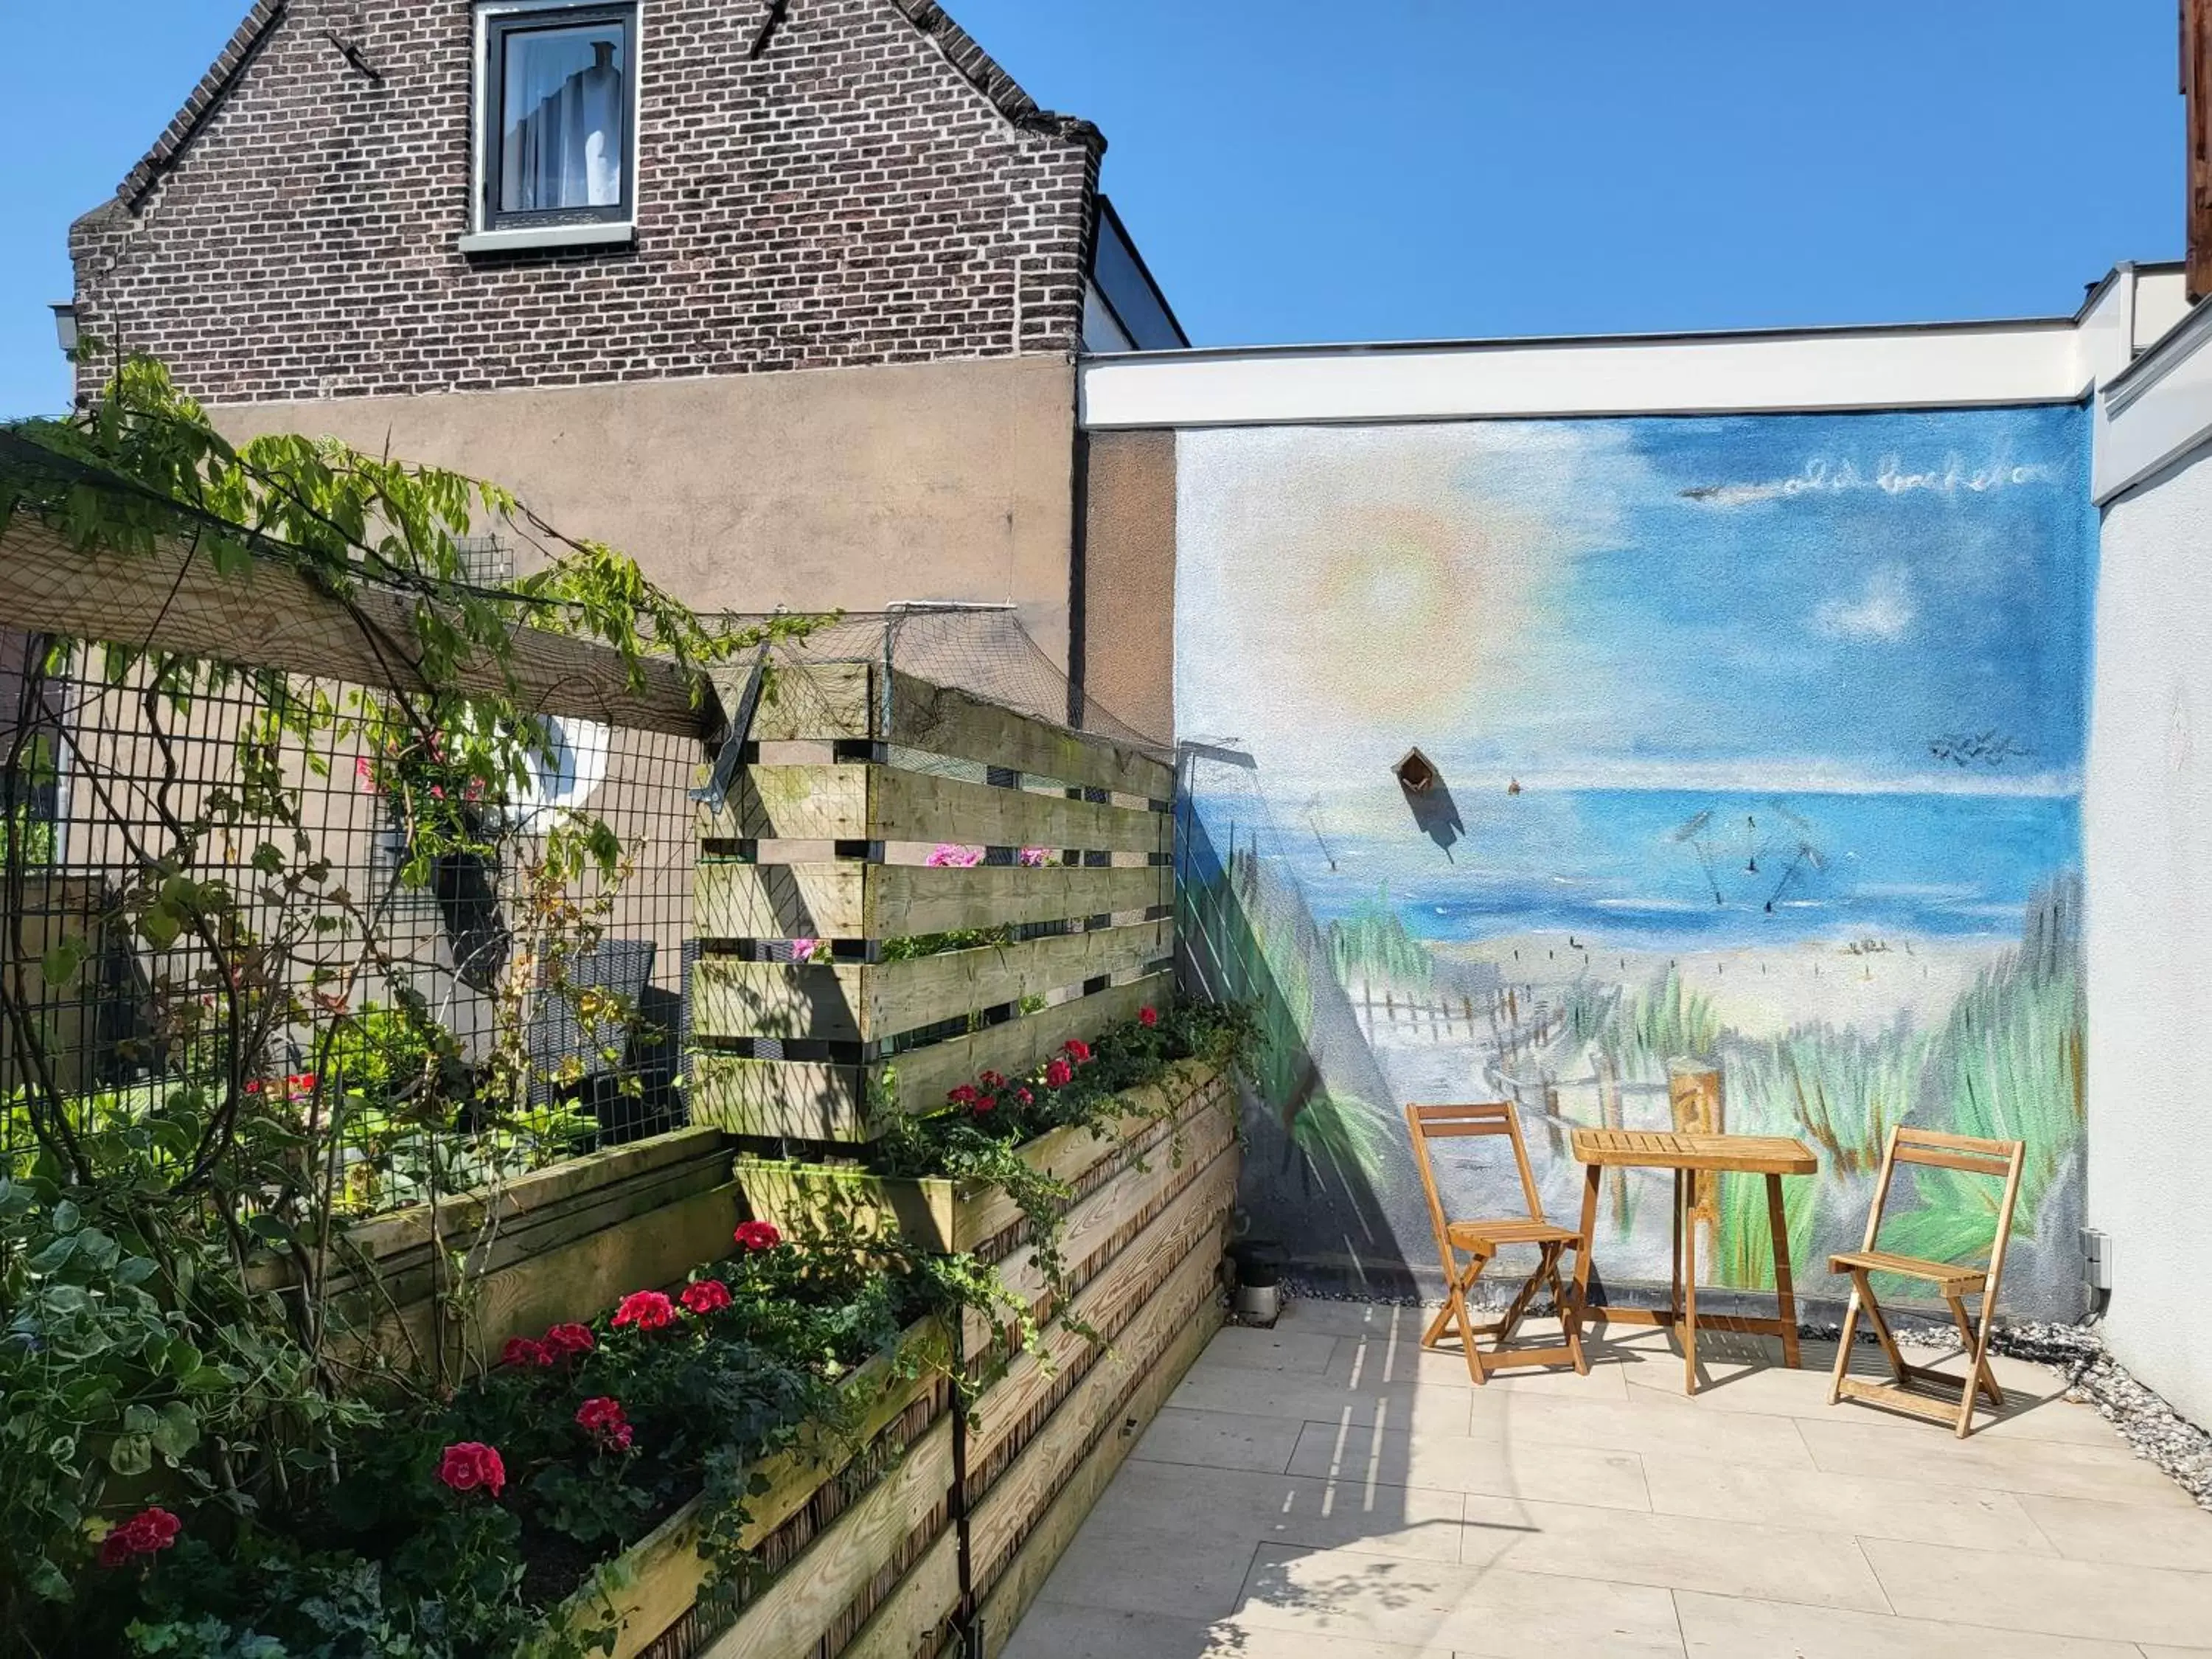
(500, 29), (625, 212)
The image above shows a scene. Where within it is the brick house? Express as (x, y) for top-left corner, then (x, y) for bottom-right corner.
(69, 0), (1183, 705)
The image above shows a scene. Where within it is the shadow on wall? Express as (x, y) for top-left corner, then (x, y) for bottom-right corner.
(1178, 772), (1419, 1296)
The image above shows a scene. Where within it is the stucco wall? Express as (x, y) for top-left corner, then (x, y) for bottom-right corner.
(2087, 442), (2212, 1427)
(209, 354), (1081, 666)
(1079, 428), (1177, 742)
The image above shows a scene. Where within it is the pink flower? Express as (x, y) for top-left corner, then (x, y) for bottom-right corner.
(1018, 846), (1048, 867)
(575, 1396), (633, 1450)
(925, 844), (984, 868)
(437, 1441), (507, 1497)
(791, 938), (823, 962)
(543, 1322), (595, 1357)
(100, 1507), (181, 1567)
(681, 1279), (732, 1315)
(734, 1220), (782, 1252)
(1015, 1087), (1034, 1107)
(1138, 1006), (1158, 1029)
(500, 1336), (552, 1368)
(1045, 1058), (1074, 1089)
(611, 1290), (676, 1331)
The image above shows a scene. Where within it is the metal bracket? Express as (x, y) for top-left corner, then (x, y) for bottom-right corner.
(690, 635), (774, 805)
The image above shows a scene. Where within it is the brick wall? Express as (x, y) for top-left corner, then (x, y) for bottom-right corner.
(72, 0), (1103, 403)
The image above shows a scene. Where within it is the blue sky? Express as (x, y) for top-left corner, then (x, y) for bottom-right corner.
(0, 0), (2183, 417)
(1177, 407), (2092, 796)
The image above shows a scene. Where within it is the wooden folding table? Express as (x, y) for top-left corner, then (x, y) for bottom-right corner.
(1567, 1128), (1818, 1394)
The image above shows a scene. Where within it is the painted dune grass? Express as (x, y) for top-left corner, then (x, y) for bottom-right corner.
(1569, 880), (2084, 1296)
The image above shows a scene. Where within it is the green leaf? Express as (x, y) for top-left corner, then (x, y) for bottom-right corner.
(122, 1404), (159, 1437)
(114, 1256), (159, 1288)
(49, 1199), (80, 1235)
(24, 1234), (76, 1274)
(138, 906), (181, 950)
(107, 1433), (153, 1476)
(151, 1402), (199, 1461)
(39, 939), (83, 987)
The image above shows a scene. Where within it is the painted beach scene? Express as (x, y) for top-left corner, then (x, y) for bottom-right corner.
(1175, 406), (2093, 1313)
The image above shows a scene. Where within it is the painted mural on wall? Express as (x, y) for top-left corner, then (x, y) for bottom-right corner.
(1175, 408), (2091, 1316)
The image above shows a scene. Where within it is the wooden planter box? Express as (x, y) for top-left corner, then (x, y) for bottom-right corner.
(731, 1061), (1230, 1256)
(550, 1315), (951, 1659)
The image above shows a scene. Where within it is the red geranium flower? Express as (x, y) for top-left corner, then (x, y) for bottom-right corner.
(1044, 1058), (1074, 1088)
(978, 1070), (1006, 1090)
(973, 1094), (997, 1116)
(543, 1322), (596, 1357)
(611, 1290), (676, 1331)
(100, 1506), (181, 1567)
(500, 1335), (552, 1368)
(1063, 1038), (1092, 1065)
(437, 1441), (507, 1497)
(575, 1396), (634, 1450)
(1138, 1006), (1158, 1028)
(947, 1083), (981, 1107)
(733, 1220), (782, 1252)
(1015, 1087), (1034, 1107)
(681, 1279), (732, 1315)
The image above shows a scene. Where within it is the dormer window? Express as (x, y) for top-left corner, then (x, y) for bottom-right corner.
(463, 0), (639, 253)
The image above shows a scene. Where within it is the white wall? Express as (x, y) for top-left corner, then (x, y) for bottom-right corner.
(2088, 442), (2212, 1428)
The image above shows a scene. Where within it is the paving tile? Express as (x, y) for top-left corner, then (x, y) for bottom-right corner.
(1273, 1298), (1425, 1340)
(1458, 1493), (1890, 1610)
(1001, 1598), (1449, 1659)
(1287, 1418), (1653, 1512)
(1029, 1517), (1264, 1621)
(1191, 1325), (1343, 1374)
(1672, 1590), (2147, 1658)
(1132, 1406), (1304, 1474)
(1234, 1541), (1687, 1657)
(1797, 1416), (2197, 1509)
(1169, 1358), (1477, 1436)
(1326, 1320), (1633, 1400)
(1860, 1537), (2212, 1646)
(2018, 1491), (2212, 1571)
(1089, 1458), (1469, 1562)
(1470, 1386), (1820, 1471)
(1641, 1451), (2055, 1554)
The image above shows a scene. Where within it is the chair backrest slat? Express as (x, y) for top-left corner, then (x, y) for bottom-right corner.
(1864, 1124), (2028, 1262)
(1405, 1101), (1545, 1223)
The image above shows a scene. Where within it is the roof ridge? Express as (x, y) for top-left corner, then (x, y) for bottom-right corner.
(883, 0), (1102, 149)
(118, 0), (289, 207)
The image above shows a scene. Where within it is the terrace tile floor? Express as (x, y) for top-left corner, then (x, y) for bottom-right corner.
(1003, 1298), (2212, 1658)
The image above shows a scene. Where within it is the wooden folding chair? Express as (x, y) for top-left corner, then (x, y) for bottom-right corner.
(1405, 1102), (1589, 1384)
(1827, 1125), (2025, 1438)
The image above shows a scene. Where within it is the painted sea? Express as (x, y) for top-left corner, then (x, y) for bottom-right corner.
(1270, 786), (2076, 949)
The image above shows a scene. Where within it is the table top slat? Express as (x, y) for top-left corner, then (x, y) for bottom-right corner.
(1568, 1127), (1818, 1175)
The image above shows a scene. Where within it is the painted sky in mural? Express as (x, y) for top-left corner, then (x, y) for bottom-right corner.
(1178, 408), (2092, 1314)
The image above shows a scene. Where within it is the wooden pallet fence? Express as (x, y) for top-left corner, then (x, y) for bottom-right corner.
(731, 1059), (1225, 1256)
(689, 661), (1177, 1142)
(252, 1127), (738, 1380)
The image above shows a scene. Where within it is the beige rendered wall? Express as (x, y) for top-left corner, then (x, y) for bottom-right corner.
(1079, 428), (1178, 744)
(209, 355), (1082, 667)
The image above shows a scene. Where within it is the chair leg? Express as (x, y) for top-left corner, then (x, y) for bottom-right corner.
(1453, 1248), (1494, 1385)
(1828, 1281), (1863, 1406)
(1851, 1270), (1912, 1386)
(1554, 1241), (1590, 1375)
(1943, 1290), (2006, 1411)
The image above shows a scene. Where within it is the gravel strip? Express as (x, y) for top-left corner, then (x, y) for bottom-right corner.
(1277, 1279), (2212, 1509)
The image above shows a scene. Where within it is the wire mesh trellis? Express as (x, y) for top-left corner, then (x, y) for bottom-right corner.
(0, 622), (702, 1217)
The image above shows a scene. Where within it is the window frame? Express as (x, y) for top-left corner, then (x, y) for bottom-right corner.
(464, 0), (642, 254)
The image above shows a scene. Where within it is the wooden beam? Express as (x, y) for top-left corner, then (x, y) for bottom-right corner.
(2191, 0), (2212, 301)
(690, 919), (1170, 1043)
(694, 860), (1169, 942)
(0, 517), (709, 736)
(701, 763), (1169, 855)
(690, 973), (1171, 1140)
(734, 662), (1172, 799)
